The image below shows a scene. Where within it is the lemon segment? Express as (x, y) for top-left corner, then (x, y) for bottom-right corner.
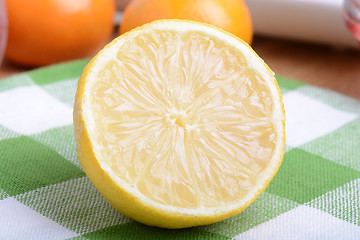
(74, 19), (285, 228)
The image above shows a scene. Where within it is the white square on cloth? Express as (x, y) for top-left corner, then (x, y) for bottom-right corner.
(283, 91), (357, 147)
(0, 197), (78, 240)
(233, 205), (360, 239)
(0, 86), (73, 135)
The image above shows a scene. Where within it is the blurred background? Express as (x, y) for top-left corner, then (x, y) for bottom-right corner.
(0, 0), (359, 99)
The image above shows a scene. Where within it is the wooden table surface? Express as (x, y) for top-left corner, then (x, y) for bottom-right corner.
(1, 35), (359, 101)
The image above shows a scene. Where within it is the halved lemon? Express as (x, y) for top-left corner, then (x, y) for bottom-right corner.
(73, 19), (285, 229)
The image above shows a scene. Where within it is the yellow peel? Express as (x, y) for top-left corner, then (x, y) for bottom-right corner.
(73, 19), (285, 228)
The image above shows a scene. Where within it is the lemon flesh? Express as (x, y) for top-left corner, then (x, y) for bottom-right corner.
(74, 20), (285, 228)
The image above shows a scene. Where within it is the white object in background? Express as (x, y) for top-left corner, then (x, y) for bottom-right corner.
(244, 0), (359, 49)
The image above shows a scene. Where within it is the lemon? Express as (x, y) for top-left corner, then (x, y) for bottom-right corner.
(73, 19), (285, 229)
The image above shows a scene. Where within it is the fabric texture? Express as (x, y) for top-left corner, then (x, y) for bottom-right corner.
(0, 59), (359, 239)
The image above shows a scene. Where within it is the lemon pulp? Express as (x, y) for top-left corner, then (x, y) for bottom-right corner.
(88, 29), (276, 209)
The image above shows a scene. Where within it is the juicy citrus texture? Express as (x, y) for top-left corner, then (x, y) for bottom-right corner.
(93, 32), (275, 208)
(5, 0), (115, 67)
(74, 20), (285, 228)
(120, 0), (253, 44)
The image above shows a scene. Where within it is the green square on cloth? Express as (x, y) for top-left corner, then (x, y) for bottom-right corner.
(0, 59), (359, 239)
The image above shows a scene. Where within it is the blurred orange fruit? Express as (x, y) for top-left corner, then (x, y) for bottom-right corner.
(5, 0), (115, 67)
(119, 0), (253, 44)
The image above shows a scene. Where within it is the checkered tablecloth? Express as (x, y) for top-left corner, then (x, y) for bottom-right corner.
(0, 59), (359, 239)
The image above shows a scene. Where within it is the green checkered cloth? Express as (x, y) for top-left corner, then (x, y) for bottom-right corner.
(0, 59), (359, 239)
